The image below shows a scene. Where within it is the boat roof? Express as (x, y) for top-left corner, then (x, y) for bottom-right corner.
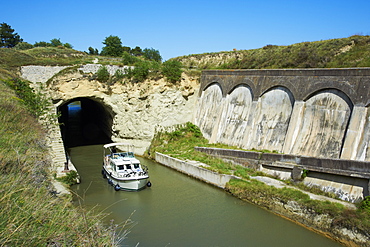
(103, 142), (134, 148)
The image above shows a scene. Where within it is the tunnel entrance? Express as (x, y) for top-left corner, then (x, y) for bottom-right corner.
(58, 98), (113, 147)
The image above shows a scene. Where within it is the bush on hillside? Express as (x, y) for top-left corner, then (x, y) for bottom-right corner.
(3, 79), (48, 117)
(96, 65), (110, 83)
(162, 60), (183, 83)
(124, 60), (161, 83)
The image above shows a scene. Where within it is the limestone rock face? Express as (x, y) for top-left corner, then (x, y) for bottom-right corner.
(21, 65), (199, 155)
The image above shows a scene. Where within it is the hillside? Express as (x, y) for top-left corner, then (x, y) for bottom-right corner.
(174, 35), (370, 69)
(0, 47), (123, 245)
(0, 46), (124, 80)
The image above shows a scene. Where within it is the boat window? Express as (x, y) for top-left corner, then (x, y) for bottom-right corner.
(112, 153), (120, 159)
(128, 152), (134, 158)
(126, 164), (131, 169)
(118, 165), (125, 170)
(120, 152), (127, 158)
(133, 164), (140, 169)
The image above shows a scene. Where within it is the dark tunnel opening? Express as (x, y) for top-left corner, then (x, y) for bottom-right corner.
(58, 98), (113, 148)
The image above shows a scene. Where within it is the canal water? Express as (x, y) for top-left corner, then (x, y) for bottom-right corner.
(70, 145), (342, 247)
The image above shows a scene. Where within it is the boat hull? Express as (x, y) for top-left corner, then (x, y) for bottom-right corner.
(102, 168), (149, 191)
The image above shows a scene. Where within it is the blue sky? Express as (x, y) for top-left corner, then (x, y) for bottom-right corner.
(2, 0), (369, 60)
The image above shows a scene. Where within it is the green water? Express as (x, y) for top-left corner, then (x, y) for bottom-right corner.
(70, 145), (342, 247)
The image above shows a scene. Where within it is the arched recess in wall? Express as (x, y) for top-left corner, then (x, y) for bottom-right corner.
(195, 82), (223, 140)
(215, 84), (253, 146)
(290, 88), (353, 158)
(245, 86), (295, 152)
(57, 97), (113, 147)
(341, 99), (370, 161)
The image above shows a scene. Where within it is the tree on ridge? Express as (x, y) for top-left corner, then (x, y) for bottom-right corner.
(0, 22), (23, 48)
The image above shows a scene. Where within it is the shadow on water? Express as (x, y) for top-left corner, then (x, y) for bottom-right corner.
(70, 145), (342, 247)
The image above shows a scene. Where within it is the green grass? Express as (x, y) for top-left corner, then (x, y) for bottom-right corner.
(226, 179), (370, 233)
(0, 81), (122, 245)
(175, 35), (370, 69)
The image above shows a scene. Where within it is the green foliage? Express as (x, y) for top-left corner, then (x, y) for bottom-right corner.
(3, 79), (49, 117)
(0, 48), (35, 69)
(359, 196), (370, 213)
(113, 69), (125, 82)
(143, 48), (162, 62)
(63, 43), (73, 49)
(146, 122), (207, 159)
(0, 22), (23, 48)
(124, 60), (161, 83)
(56, 170), (79, 186)
(130, 46), (143, 56)
(176, 35), (370, 69)
(122, 51), (140, 65)
(101, 35), (124, 57)
(96, 65), (110, 83)
(301, 169), (309, 178)
(88, 46), (99, 55)
(0, 81), (44, 171)
(162, 60), (183, 83)
(50, 38), (63, 47)
(33, 39), (73, 49)
(13, 42), (34, 50)
(34, 41), (52, 47)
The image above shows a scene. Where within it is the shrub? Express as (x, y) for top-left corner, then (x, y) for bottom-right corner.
(113, 69), (125, 82)
(162, 60), (183, 83)
(96, 65), (110, 83)
(3, 79), (48, 117)
(13, 42), (34, 50)
(143, 48), (162, 62)
(122, 51), (140, 65)
(56, 170), (79, 186)
(124, 60), (161, 83)
(359, 196), (370, 213)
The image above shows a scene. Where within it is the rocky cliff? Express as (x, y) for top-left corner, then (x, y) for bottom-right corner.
(21, 65), (200, 155)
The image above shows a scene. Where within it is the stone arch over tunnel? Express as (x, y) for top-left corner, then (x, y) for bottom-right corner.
(57, 97), (113, 147)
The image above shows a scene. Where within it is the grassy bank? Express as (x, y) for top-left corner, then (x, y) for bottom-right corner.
(0, 80), (121, 245)
(175, 35), (370, 69)
(146, 123), (370, 243)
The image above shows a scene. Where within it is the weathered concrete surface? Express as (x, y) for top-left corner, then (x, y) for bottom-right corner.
(198, 68), (370, 161)
(196, 146), (370, 202)
(195, 83), (223, 140)
(155, 152), (238, 188)
(284, 90), (352, 158)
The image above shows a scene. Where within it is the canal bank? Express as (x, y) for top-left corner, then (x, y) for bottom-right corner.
(70, 145), (342, 247)
(154, 152), (369, 247)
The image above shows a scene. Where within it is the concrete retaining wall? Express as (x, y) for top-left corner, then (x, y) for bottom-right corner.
(196, 147), (370, 202)
(155, 152), (238, 188)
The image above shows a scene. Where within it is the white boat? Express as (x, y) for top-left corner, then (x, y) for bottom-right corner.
(102, 143), (151, 191)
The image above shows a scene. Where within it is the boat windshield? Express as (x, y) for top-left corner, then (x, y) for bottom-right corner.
(116, 152), (135, 158)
